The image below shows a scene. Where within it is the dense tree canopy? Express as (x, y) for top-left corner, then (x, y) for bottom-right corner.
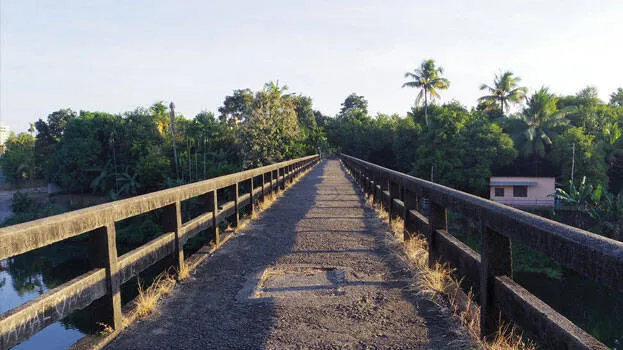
(240, 83), (301, 168)
(1, 69), (621, 215)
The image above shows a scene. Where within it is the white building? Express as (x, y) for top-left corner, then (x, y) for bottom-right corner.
(489, 176), (556, 207)
(0, 125), (9, 145)
(0, 125), (10, 153)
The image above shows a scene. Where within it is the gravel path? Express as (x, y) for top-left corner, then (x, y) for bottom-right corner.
(107, 159), (475, 349)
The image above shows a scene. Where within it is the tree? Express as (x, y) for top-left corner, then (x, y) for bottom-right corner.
(327, 94), (373, 157)
(392, 116), (423, 172)
(218, 89), (254, 125)
(150, 101), (170, 135)
(411, 106), (516, 195)
(240, 82), (300, 168)
(339, 93), (369, 117)
(34, 109), (77, 181)
(549, 127), (608, 186)
(402, 59), (450, 126)
(50, 114), (115, 193)
(505, 88), (574, 175)
(575, 86), (602, 107)
(609, 88), (623, 107)
(291, 95), (327, 156)
(1, 133), (36, 186)
(478, 71), (528, 115)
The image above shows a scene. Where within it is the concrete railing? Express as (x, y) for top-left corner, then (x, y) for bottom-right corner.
(341, 154), (622, 350)
(0, 155), (320, 349)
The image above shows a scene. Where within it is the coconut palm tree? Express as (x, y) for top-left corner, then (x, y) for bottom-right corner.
(506, 88), (574, 174)
(402, 59), (450, 126)
(478, 71), (528, 115)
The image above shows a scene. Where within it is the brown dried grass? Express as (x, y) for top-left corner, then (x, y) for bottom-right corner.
(133, 272), (176, 319)
(368, 193), (535, 350)
(177, 262), (190, 280)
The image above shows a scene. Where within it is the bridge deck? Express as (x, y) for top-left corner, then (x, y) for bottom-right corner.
(107, 159), (475, 349)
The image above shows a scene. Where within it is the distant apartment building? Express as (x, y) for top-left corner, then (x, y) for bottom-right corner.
(0, 125), (10, 154)
(489, 177), (555, 207)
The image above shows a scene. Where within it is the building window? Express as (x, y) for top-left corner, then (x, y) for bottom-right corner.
(494, 188), (504, 197)
(513, 186), (528, 197)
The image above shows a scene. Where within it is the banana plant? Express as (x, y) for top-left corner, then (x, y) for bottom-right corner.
(556, 176), (623, 239)
(88, 160), (113, 194)
(115, 167), (142, 197)
(554, 176), (599, 212)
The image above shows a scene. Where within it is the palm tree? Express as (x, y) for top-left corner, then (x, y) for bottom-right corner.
(506, 88), (574, 174)
(478, 71), (528, 115)
(402, 59), (450, 126)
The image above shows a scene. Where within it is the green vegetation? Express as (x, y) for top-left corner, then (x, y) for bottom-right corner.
(2, 67), (620, 239)
(327, 60), (622, 239)
(1, 132), (37, 186)
(478, 71), (528, 116)
(402, 59), (450, 126)
(0, 66), (620, 238)
(0, 66), (621, 348)
(1, 82), (325, 198)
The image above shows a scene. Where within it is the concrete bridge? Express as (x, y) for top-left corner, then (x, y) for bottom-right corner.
(0, 155), (621, 349)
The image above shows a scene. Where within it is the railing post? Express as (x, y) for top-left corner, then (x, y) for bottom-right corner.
(403, 189), (417, 241)
(388, 178), (399, 225)
(427, 201), (447, 267)
(234, 182), (240, 227)
(370, 180), (376, 204)
(249, 177), (255, 216)
(207, 190), (220, 246)
(382, 176), (389, 213)
(88, 223), (122, 330)
(261, 173), (265, 200)
(480, 224), (512, 338)
(281, 167), (286, 190)
(163, 201), (184, 274)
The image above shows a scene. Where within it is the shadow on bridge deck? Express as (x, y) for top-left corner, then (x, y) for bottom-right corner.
(105, 159), (475, 349)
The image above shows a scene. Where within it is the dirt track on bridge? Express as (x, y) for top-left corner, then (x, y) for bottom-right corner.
(106, 159), (476, 349)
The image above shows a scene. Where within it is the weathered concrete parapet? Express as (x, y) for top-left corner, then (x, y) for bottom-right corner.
(0, 155), (320, 349)
(341, 153), (617, 350)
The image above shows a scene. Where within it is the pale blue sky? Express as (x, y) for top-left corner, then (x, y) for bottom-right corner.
(1, 0), (622, 132)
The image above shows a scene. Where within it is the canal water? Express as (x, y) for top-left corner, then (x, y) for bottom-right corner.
(0, 259), (85, 350)
(0, 239), (168, 350)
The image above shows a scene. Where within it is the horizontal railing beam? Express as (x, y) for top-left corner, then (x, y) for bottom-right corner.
(340, 153), (617, 349)
(0, 269), (107, 349)
(493, 276), (608, 350)
(117, 233), (176, 285)
(341, 154), (623, 292)
(0, 155), (320, 349)
(433, 229), (481, 298)
(0, 156), (318, 260)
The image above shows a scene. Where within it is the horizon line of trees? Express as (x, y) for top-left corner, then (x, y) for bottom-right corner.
(326, 58), (622, 239)
(1, 82), (327, 198)
(1, 61), (622, 237)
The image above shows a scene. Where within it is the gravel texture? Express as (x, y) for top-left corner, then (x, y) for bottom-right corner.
(106, 159), (476, 349)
